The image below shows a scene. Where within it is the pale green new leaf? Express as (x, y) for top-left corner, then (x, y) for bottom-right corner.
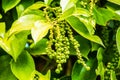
(60, 0), (75, 13)
(0, 22), (5, 38)
(11, 51), (35, 80)
(9, 14), (45, 36)
(16, 4), (25, 17)
(76, 16), (95, 35)
(108, 0), (120, 5)
(31, 20), (52, 43)
(59, 0), (76, 21)
(2, 0), (21, 13)
(116, 27), (120, 54)
(44, 0), (53, 5)
(66, 16), (104, 47)
(59, 6), (75, 21)
(73, 8), (91, 17)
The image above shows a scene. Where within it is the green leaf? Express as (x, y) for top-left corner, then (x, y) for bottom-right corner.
(2, 0), (21, 13)
(36, 70), (51, 80)
(6, 31), (28, 61)
(9, 14), (45, 36)
(75, 35), (90, 59)
(44, 0), (53, 5)
(16, 4), (25, 18)
(31, 20), (52, 43)
(11, 51), (35, 80)
(0, 39), (10, 54)
(29, 38), (48, 56)
(0, 55), (17, 80)
(16, 0), (34, 17)
(91, 42), (100, 52)
(96, 47), (105, 80)
(93, 7), (115, 26)
(108, 0), (120, 5)
(66, 16), (104, 47)
(73, 8), (91, 17)
(116, 27), (120, 54)
(0, 22), (5, 38)
(22, 1), (45, 15)
(72, 58), (97, 80)
(59, 6), (75, 21)
(60, 0), (75, 13)
(110, 70), (117, 80)
(97, 47), (104, 62)
(76, 16), (95, 35)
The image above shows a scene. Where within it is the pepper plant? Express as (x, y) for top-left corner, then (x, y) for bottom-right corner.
(0, 0), (120, 80)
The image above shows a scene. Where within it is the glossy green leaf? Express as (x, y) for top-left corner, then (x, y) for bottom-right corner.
(31, 20), (52, 43)
(0, 14), (2, 19)
(93, 7), (115, 26)
(66, 16), (104, 47)
(44, 0), (53, 5)
(0, 22), (5, 38)
(75, 35), (90, 59)
(2, 0), (21, 13)
(60, 0), (75, 13)
(0, 55), (17, 80)
(108, 0), (120, 5)
(9, 14), (45, 36)
(110, 70), (117, 80)
(6, 31), (28, 61)
(76, 16), (95, 35)
(11, 51), (35, 80)
(29, 38), (48, 56)
(116, 27), (120, 54)
(72, 58), (97, 80)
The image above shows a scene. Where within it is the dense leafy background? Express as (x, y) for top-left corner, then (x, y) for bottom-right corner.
(0, 0), (120, 80)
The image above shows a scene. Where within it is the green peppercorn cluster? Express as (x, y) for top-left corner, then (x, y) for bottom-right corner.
(101, 26), (109, 47)
(44, 6), (89, 73)
(46, 21), (71, 73)
(104, 44), (120, 80)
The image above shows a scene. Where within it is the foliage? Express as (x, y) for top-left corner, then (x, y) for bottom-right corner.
(0, 0), (120, 80)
